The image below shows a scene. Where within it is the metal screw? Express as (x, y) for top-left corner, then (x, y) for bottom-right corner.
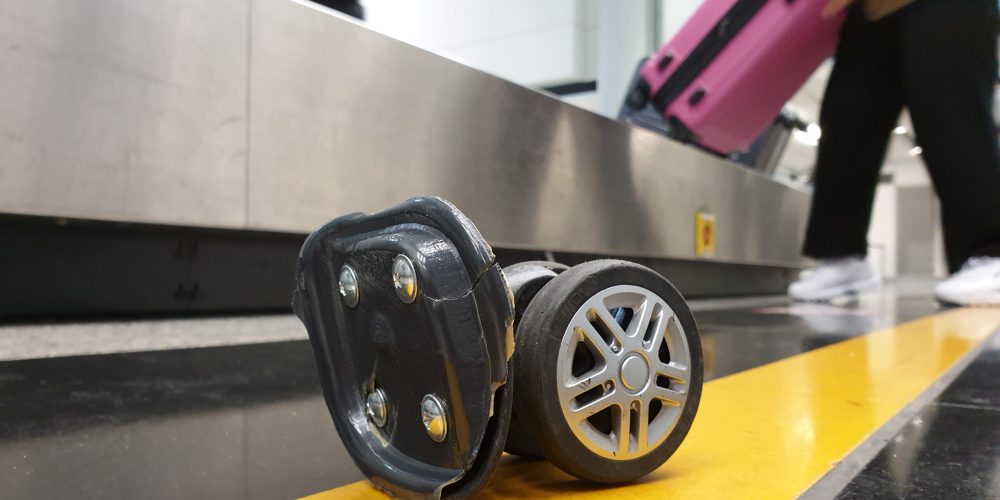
(392, 254), (418, 303)
(366, 388), (388, 428)
(420, 394), (448, 442)
(339, 265), (359, 308)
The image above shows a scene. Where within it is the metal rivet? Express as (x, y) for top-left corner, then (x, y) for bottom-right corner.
(339, 265), (359, 307)
(366, 388), (388, 428)
(420, 394), (448, 442)
(392, 254), (418, 303)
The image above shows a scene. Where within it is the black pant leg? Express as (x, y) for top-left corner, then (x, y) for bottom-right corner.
(803, 9), (906, 260)
(898, 0), (1000, 273)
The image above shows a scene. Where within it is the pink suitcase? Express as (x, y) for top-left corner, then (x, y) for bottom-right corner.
(628, 0), (844, 154)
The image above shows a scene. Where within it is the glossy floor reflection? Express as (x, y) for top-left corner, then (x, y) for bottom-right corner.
(0, 286), (987, 499)
(833, 332), (1000, 500)
(695, 293), (940, 380)
(0, 342), (361, 499)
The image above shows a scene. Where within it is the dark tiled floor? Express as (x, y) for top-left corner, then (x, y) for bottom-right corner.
(936, 339), (1000, 411)
(0, 291), (945, 499)
(834, 332), (1000, 500)
(0, 342), (359, 500)
(696, 295), (940, 380)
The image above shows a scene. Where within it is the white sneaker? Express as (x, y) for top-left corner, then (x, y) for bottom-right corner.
(788, 256), (881, 302)
(934, 257), (1000, 306)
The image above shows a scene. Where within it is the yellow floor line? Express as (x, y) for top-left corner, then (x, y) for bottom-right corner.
(304, 308), (1000, 499)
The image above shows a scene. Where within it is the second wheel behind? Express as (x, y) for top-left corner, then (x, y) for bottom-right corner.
(502, 260), (568, 459)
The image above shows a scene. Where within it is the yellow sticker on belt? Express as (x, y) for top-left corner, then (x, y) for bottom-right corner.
(695, 211), (716, 258)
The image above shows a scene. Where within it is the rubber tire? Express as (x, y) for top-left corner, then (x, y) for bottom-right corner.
(506, 261), (568, 330)
(501, 261), (568, 459)
(512, 260), (703, 483)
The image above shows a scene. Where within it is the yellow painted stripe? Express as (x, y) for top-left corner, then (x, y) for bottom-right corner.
(304, 308), (1000, 500)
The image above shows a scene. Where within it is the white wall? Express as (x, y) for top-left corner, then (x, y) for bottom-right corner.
(360, 0), (597, 87)
(594, 0), (656, 117)
(868, 183), (898, 278)
(658, 0), (701, 41)
(891, 160), (946, 277)
(356, 0), (712, 115)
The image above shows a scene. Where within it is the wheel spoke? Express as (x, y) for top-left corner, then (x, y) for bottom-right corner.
(646, 314), (670, 355)
(567, 390), (616, 423)
(592, 307), (627, 347)
(564, 368), (614, 398)
(616, 405), (631, 455)
(635, 400), (649, 452)
(667, 315), (690, 366)
(655, 361), (689, 385)
(574, 323), (614, 361)
(625, 298), (655, 340)
(650, 386), (687, 407)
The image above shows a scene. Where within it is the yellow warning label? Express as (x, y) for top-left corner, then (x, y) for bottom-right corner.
(695, 211), (716, 258)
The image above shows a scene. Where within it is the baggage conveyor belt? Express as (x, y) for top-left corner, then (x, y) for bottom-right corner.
(2, 0), (813, 311)
(4, 283), (1000, 499)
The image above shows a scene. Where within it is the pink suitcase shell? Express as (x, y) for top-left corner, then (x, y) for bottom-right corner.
(636, 0), (844, 154)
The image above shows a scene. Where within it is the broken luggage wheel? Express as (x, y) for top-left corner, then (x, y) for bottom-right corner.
(293, 197), (703, 498)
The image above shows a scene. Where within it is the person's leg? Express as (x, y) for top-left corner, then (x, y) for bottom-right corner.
(898, 0), (1000, 273)
(791, 10), (904, 301)
(802, 9), (905, 260)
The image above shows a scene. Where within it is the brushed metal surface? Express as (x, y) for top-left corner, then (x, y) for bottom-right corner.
(0, 0), (810, 267)
(0, 0), (249, 227)
(248, 0), (809, 266)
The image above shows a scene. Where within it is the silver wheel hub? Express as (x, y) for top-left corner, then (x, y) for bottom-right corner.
(556, 284), (691, 460)
(619, 354), (650, 393)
